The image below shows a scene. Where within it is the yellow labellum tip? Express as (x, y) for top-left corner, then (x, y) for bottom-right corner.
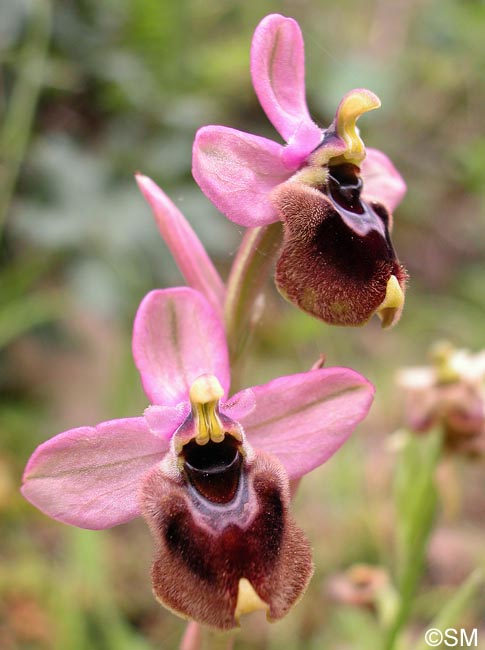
(377, 275), (404, 329)
(234, 578), (269, 622)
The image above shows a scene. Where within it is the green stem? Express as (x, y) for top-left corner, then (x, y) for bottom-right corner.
(384, 430), (443, 650)
(0, 0), (52, 236)
(224, 222), (283, 369)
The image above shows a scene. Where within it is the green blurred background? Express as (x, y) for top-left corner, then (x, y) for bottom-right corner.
(1, 0), (485, 648)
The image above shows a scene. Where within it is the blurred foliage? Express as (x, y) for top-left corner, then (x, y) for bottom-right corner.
(1, 0), (485, 648)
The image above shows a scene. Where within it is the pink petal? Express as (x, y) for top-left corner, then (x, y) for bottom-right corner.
(221, 388), (256, 421)
(192, 126), (291, 227)
(21, 417), (168, 529)
(144, 403), (189, 439)
(240, 368), (374, 479)
(281, 120), (323, 169)
(361, 148), (407, 213)
(136, 175), (226, 319)
(133, 287), (230, 405)
(251, 14), (321, 153)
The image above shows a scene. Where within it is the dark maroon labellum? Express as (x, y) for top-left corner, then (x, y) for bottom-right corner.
(141, 450), (314, 629)
(183, 436), (242, 504)
(272, 161), (407, 325)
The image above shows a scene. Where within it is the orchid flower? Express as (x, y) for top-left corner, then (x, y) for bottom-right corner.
(22, 287), (374, 629)
(397, 342), (485, 456)
(193, 13), (408, 328)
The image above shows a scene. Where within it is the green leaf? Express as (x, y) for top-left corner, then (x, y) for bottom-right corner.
(413, 569), (483, 650)
(0, 0), (51, 233)
(0, 254), (59, 304)
(0, 291), (64, 349)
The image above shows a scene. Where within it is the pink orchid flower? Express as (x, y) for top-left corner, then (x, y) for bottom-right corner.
(193, 13), (408, 328)
(22, 286), (374, 629)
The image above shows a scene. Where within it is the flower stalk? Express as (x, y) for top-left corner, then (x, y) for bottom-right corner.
(224, 222), (283, 367)
(384, 429), (443, 650)
(180, 622), (235, 650)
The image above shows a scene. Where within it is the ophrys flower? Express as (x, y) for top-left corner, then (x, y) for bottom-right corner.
(193, 14), (407, 328)
(22, 287), (374, 628)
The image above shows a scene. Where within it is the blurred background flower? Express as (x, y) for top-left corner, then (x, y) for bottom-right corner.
(397, 342), (485, 456)
(1, 0), (485, 648)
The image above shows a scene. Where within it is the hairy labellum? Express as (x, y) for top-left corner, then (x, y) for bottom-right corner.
(273, 162), (407, 327)
(140, 437), (313, 630)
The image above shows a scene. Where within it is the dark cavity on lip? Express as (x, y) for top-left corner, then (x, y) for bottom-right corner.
(327, 163), (364, 214)
(183, 436), (242, 504)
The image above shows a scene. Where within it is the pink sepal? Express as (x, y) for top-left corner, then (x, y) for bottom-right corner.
(133, 288), (230, 406)
(241, 368), (374, 479)
(136, 175), (225, 318)
(192, 125), (291, 227)
(21, 417), (167, 529)
(361, 148), (407, 213)
(251, 14), (321, 148)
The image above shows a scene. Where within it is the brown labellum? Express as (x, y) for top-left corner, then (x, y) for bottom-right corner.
(140, 446), (313, 630)
(272, 165), (407, 327)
